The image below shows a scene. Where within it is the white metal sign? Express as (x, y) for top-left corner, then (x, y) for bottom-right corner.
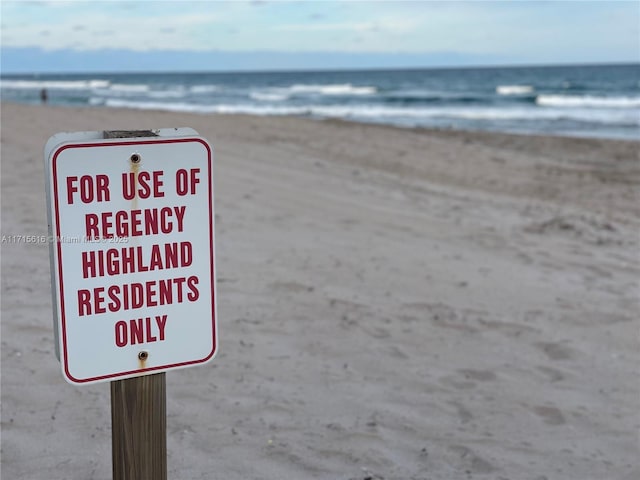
(44, 129), (217, 385)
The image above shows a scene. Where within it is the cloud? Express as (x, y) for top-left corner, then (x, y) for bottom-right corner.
(1, 12), (222, 51)
(276, 18), (419, 34)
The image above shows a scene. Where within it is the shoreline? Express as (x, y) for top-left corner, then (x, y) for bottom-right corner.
(4, 99), (640, 145)
(2, 102), (638, 479)
(3, 63), (638, 142)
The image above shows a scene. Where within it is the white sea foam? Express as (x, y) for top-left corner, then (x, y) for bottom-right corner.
(146, 88), (187, 99)
(89, 80), (111, 89)
(94, 84), (184, 98)
(103, 99), (304, 115)
(417, 106), (639, 125)
(101, 99), (639, 126)
(109, 83), (150, 93)
(536, 95), (640, 108)
(323, 105), (639, 126)
(249, 91), (290, 102)
(288, 83), (377, 95)
(496, 85), (534, 95)
(189, 85), (219, 93)
(0, 79), (110, 90)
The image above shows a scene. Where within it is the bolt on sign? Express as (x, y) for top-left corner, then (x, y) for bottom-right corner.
(44, 128), (217, 385)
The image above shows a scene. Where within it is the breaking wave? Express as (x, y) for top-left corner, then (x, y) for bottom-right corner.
(99, 98), (640, 127)
(496, 85), (534, 95)
(0, 79), (110, 90)
(287, 83), (377, 95)
(536, 95), (640, 108)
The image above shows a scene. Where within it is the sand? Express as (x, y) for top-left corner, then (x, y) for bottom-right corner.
(1, 102), (638, 479)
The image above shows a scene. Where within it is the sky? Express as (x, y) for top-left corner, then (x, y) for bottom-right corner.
(1, 0), (639, 73)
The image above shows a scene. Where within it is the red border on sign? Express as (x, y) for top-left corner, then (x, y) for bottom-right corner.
(51, 137), (216, 384)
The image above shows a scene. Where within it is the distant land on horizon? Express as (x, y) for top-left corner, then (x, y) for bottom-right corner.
(2, 46), (638, 75)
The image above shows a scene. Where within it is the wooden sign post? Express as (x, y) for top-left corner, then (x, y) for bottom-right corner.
(44, 128), (217, 480)
(111, 373), (166, 480)
(105, 131), (166, 480)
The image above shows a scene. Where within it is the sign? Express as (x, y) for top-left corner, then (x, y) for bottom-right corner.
(44, 129), (217, 385)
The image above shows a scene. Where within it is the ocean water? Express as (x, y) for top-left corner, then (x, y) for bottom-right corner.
(2, 64), (639, 139)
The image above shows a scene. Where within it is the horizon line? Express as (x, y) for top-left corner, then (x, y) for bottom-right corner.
(2, 61), (639, 77)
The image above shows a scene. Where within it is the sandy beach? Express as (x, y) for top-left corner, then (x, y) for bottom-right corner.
(1, 102), (638, 479)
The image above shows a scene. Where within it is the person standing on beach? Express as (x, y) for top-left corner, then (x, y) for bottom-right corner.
(40, 88), (48, 104)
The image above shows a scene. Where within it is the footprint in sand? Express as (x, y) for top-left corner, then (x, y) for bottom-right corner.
(536, 365), (565, 382)
(269, 281), (315, 293)
(531, 405), (566, 425)
(457, 368), (497, 382)
(535, 341), (574, 361)
(448, 445), (496, 474)
(447, 401), (474, 424)
(440, 368), (497, 391)
(362, 326), (391, 339)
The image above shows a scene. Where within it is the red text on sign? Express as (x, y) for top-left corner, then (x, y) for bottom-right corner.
(67, 175), (110, 204)
(85, 206), (186, 238)
(114, 315), (168, 347)
(82, 242), (192, 278)
(77, 275), (200, 316)
(122, 170), (165, 200)
(176, 168), (200, 196)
